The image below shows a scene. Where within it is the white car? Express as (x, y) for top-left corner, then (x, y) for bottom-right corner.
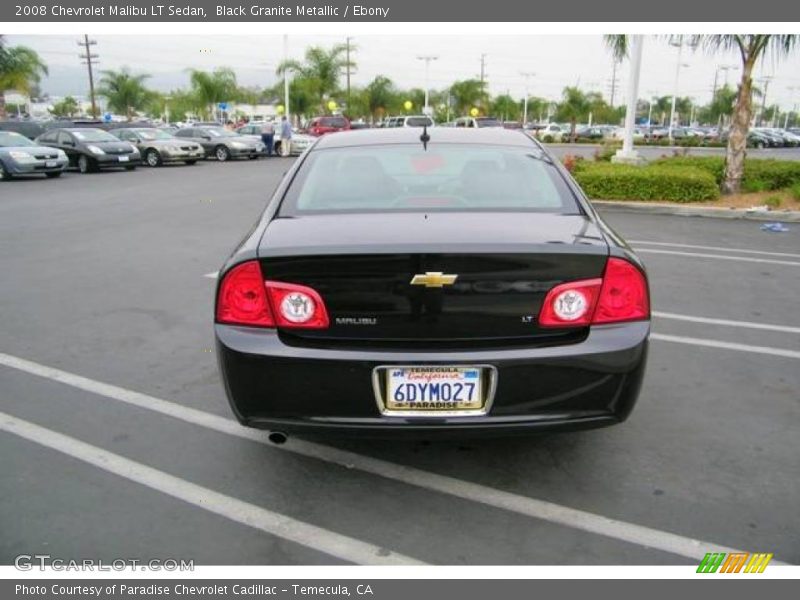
(612, 127), (646, 141)
(536, 123), (565, 142)
(383, 115), (435, 128)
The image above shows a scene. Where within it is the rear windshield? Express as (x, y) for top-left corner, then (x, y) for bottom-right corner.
(321, 117), (348, 128)
(279, 144), (580, 215)
(405, 117), (433, 127)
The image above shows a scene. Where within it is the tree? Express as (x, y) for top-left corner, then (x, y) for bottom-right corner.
(0, 35), (48, 120)
(49, 96), (80, 118)
(491, 94), (520, 121)
(694, 36), (797, 193)
(449, 79), (484, 115)
(277, 44), (354, 113)
(364, 75), (397, 121)
(606, 34), (798, 194)
(556, 86), (591, 141)
(188, 67), (238, 119)
(97, 68), (152, 120)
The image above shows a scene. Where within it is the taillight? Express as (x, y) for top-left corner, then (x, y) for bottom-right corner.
(593, 257), (650, 324)
(538, 257), (649, 327)
(538, 278), (602, 327)
(216, 261), (274, 327)
(216, 260), (329, 329)
(265, 281), (329, 329)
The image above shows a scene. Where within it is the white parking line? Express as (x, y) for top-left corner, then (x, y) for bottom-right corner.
(634, 248), (800, 267)
(650, 333), (800, 360)
(629, 240), (800, 259)
(0, 411), (423, 566)
(652, 311), (800, 335)
(0, 352), (757, 562)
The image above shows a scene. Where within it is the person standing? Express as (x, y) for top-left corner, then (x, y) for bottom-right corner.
(280, 116), (292, 157)
(261, 120), (275, 157)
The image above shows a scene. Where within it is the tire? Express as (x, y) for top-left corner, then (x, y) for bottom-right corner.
(0, 162), (12, 181)
(215, 145), (231, 162)
(185, 160), (197, 165)
(249, 154), (259, 160)
(45, 172), (62, 179)
(145, 148), (162, 167)
(78, 154), (96, 174)
(125, 165), (137, 171)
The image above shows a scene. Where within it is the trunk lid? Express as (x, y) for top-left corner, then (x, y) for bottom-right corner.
(258, 213), (608, 346)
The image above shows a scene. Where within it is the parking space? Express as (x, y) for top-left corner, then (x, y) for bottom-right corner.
(1, 159), (798, 565)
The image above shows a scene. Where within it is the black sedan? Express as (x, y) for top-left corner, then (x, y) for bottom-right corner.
(36, 127), (141, 173)
(215, 128), (650, 439)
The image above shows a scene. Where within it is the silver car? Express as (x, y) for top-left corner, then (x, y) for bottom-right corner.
(0, 130), (69, 180)
(112, 127), (205, 167)
(174, 126), (265, 162)
(235, 123), (313, 156)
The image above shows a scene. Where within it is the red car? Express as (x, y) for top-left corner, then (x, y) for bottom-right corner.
(306, 116), (351, 136)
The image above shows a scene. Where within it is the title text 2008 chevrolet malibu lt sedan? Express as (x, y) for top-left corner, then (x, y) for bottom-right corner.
(214, 128), (650, 437)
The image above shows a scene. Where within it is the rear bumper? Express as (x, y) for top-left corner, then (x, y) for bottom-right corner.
(215, 321), (649, 437)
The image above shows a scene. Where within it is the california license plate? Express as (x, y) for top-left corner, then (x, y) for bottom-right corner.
(118, 156), (129, 162)
(385, 366), (484, 413)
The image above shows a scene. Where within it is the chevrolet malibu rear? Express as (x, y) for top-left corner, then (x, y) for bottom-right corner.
(215, 128), (649, 437)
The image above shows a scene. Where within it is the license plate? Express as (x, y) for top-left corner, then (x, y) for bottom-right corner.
(45, 161), (57, 168)
(118, 156), (129, 162)
(384, 366), (484, 413)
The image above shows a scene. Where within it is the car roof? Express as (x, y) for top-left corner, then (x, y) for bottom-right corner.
(312, 127), (540, 150)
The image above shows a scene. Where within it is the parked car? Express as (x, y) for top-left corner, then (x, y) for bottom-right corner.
(214, 128), (650, 439)
(0, 120), (46, 140)
(573, 126), (606, 141)
(306, 116), (351, 136)
(234, 123), (314, 156)
(0, 130), (68, 180)
(111, 127), (205, 166)
(383, 115), (435, 128)
(535, 123), (565, 142)
(454, 116), (503, 129)
(611, 127), (646, 142)
(35, 127), (141, 173)
(174, 126), (265, 161)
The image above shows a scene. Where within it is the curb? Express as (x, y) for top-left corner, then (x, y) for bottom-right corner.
(591, 200), (800, 223)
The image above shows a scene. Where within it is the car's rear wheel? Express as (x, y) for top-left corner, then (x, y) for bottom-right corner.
(185, 160), (197, 165)
(78, 155), (96, 174)
(45, 172), (62, 179)
(215, 145), (231, 162)
(145, 149), (162, 167)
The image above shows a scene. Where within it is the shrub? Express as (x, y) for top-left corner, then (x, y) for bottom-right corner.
(742, 179), (769, 193)
(542, 134), (554, 143)
(653, 156), (800, 191)
(764, 195), (782, 208)
(790, 183), (800, 201)
(573, 163), (720, 203)
(560, 154), (584, 173)
(593, 141), (622, 162)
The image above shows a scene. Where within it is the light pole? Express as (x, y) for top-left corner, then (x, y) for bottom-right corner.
(787, 86), (798, 128)
(668, 37), (693, 140)
(520, 71), (535, 126)
(712, 64), (737, 100)
(612, 35), (644, 164)
(417, 55), (438, 116)
(283, 35), (290, 124)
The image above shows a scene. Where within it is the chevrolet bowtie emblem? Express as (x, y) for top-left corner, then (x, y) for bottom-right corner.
(410, 272), (458, 288)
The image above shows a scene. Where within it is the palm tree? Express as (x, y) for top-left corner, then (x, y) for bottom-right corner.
(491, 94), (520, 122)
(606, 35), (798, 194)
(277, 45), (353, 113)
(188, 67), (238, 120)
(0, 35), (48, 119)
(557, 86), (591, 141)
(49, 96), (79, 118)
(693, 36), (798, 193)
(449, 79), (484, 115)
(97, 68), (152, 120)
(364, 75), (396, 121)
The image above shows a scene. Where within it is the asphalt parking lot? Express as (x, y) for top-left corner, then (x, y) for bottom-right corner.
(1, 158), (798, 566)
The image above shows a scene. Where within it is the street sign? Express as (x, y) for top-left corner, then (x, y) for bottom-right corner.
(218, 102), (229, 111)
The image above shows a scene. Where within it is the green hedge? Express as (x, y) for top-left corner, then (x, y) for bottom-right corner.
(573, 162), (720, 202)
(653, 157), (800, 191)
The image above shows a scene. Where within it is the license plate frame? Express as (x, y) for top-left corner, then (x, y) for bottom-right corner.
(118, 155), (129, 162)
(372, 364), (497, 417)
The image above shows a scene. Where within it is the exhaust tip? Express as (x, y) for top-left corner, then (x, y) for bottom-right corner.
(268, 431), (288, 445)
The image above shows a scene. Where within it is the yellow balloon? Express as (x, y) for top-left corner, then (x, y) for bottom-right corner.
(403, 100), (413, 111)
(276, 105), (285, 115)
(327, 100), (338, 112)
(470, 107), (479, 117)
